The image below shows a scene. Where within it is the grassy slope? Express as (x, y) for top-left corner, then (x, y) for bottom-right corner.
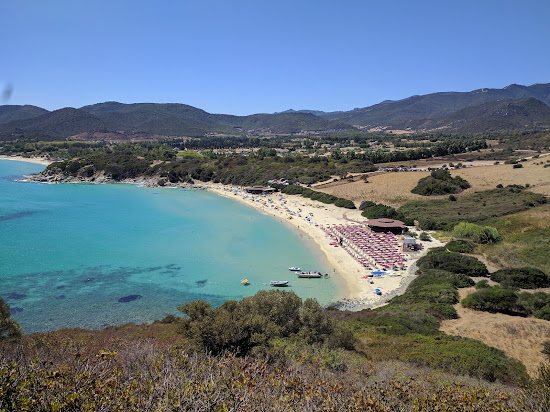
(476, 204), (550, 274)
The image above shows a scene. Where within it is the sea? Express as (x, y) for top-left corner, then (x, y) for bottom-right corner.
(0, 160), (341, 334)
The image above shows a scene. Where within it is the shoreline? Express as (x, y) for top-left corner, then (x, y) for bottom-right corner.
(0, 155), (53, 166)
(13, 158), (442, 310)
(202, 182), (443, 310)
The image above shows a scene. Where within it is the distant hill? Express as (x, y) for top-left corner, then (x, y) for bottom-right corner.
(81, 102), (354, 136)
(0, 102), (353, 140)
(419, 98), (550, 133)
(2, 82), (550, 139)
(0, 105), (49, 125)
(319, 83), (550, 130)
(0, 108), (108, 140)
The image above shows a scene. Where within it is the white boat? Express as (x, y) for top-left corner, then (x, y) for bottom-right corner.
(297, 271), (322, 278)
(270, 280), (289, 287)
(288, 267), (301, 271)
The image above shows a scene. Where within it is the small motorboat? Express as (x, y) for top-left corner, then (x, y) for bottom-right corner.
(297, 271), (322, 278)
(288, 267), (301, 271)
(241, 279), (249, 285)
(270, 280), (289, 287)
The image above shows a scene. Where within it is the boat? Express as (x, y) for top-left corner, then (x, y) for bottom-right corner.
(288, 267), (301, 271)
(297, 271), (322, 278)
(269, 280), (289, 287)
(240, 279), (249, 285)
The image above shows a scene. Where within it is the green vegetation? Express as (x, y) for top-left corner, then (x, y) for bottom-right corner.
(1, 322), (541, 411)
(490, 267), (550, 289)
(416, 248), (489, 277)
(177, 290), (354, 356)
(453, 222), (501, 244)
(398, 185), (548, 230)
(360, 202), (414, 225)
(346, 263), (527, 383)
(0, 298), (21, 339)
(462, 286), (550, 321)
(476, 205), (550, 274)
(446, 239), (475, 253)
(411, 168), (470, 195)
(276, 184), (356, 209)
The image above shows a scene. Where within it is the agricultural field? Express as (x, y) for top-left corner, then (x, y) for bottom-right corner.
(315, 153), (550, 207)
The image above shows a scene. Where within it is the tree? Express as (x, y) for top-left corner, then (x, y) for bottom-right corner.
(0, 297), (22, 339)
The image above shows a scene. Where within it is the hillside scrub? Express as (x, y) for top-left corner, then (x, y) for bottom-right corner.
(0, 328), (533, 411)
(453, 222), (501, 244)
(462, 286), (550, 321)
(416, 248), (489, 277)
(490, 267), (550, 289)
(276, 184), (356, 209)
(411, 168), (470, 195)
(399, 185), (548, 230)
(177, 290), (355, 356)
(360, 202), (414, 225)
(345, 267), (526, 383)
(445, 239), (475, 253)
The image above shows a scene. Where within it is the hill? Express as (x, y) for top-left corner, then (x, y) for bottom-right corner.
(319, 83), (550, 130)
(0, 105), (49, 125)
(0, 102), (354, 140)
(419, 97), (550, 133)
(0, 108), (108, 140)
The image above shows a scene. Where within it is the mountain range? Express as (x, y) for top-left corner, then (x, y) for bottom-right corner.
(1, 83), (549, 140)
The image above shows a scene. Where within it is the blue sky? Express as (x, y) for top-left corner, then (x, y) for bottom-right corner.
(2, 0), (549, 115)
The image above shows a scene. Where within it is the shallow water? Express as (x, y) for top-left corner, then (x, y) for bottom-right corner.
(0, 160), (340, 333)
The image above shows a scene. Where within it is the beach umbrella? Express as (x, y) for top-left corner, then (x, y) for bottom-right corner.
(371, 270), (386, 276)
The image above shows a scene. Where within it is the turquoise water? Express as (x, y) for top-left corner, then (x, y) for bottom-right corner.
(0, 160), (340, 333)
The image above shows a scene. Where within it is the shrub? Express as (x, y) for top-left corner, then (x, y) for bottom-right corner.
(419, 232), (431, 241)
(417, 249), (489, 277)
(461, 286), (522, 314)
(475, 280), (490, 289)
(453, 222), (501, 244)
(445, 239), (474, 253)
(0, 298), (22, 339)
(177, 290), (352, 355)
(490, 267), (550, 289)
(411, 169), (470, 196)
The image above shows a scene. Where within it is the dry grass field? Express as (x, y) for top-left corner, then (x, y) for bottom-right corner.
(441, 288), (550, 376)
(315, 153), (550, 207)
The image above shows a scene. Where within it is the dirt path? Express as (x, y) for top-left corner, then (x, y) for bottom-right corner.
(441, 288), (550, 376)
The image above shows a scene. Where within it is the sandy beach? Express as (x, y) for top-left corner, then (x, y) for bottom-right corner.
(0, 155), (53, 166)
(204, 183), (444, 310)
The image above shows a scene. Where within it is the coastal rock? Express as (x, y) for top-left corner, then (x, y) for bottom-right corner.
(118, 294), (142, 303)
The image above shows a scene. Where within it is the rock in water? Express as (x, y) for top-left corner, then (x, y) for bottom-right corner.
(118, 294), (142, 303)
(10, 307), (23, 314)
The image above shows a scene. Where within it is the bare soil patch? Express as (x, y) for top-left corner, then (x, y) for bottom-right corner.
(441, 288), (550, 376)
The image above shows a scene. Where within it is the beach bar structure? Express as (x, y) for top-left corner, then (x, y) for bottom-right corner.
(365, 219), (406, 235)
(244, 185), (276, 194)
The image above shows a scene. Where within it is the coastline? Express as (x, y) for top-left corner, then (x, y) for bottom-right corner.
(0, 155), (53, 166)
(202, 183), (443, 310)
(17, 159), (442, 311)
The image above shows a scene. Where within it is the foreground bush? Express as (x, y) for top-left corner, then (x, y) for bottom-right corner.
(490, 267), (550, 289)
(178, 290), (354, 355)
